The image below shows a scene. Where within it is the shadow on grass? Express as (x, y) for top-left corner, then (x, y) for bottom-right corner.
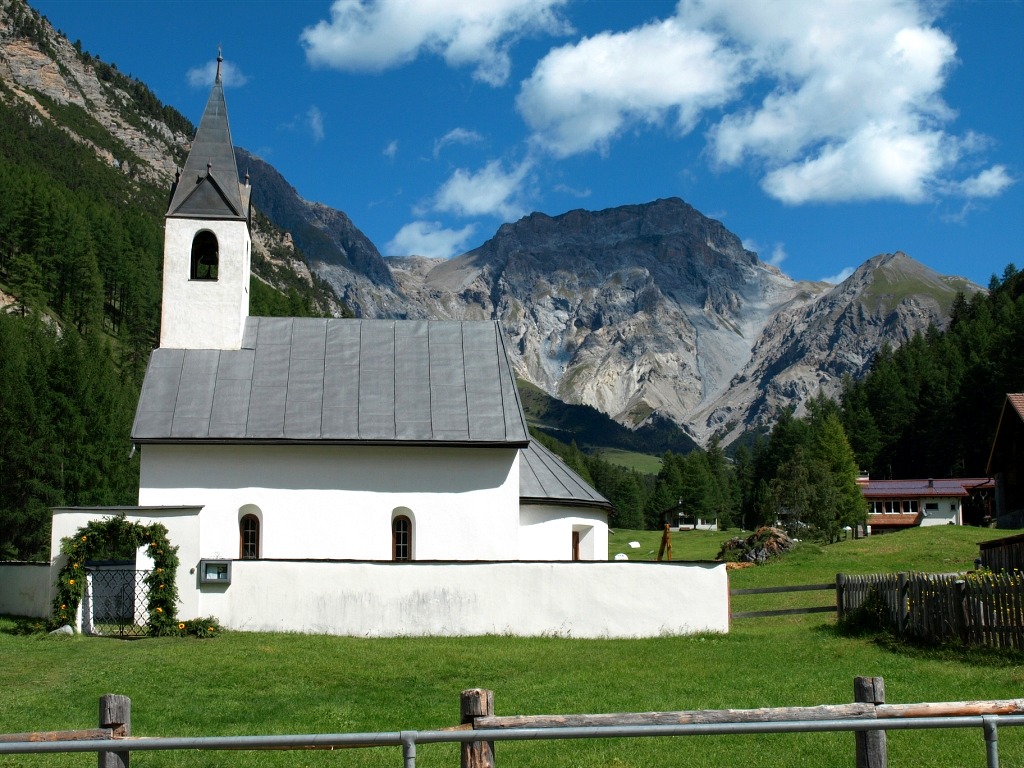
(816, 621), (1024, 668)
(0, 616), (52, 636)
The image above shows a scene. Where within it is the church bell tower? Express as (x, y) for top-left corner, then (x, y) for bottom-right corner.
(160, 50), (251, 350)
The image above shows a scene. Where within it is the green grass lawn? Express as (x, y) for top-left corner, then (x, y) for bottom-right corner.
(2, 527), (1022, 767)
(594, 448), (663, 474)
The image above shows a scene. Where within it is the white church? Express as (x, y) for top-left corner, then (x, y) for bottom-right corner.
(33, 56), (729, 638)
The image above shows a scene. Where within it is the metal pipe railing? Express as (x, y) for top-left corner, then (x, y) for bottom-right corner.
(3, 713), (1023, 767)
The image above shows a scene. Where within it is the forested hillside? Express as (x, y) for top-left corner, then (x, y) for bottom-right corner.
(0, 39), (342, 559)
(840, 265), (1024, 479)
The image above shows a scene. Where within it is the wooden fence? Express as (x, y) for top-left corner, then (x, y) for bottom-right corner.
(837, 571), (1024, 650)
(730, 582), (836, 619)
(980, 533), (1024, 572)
(3, 682), (1023, 768)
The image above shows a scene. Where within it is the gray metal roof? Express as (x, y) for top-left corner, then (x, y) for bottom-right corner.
(133, 318), (530, 446)
(519, 439), (612, 511)
(166, 56), (247, 221)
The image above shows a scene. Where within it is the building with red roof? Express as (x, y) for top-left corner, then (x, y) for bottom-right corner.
(859, 475), (994, 533)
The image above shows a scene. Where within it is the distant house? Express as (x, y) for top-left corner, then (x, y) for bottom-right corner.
(662, 501), (718, 531)
(986, 394), (1024, 529)
(858, 475), (994, 533)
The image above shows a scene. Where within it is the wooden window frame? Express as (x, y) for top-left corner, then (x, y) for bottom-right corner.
(392, 515), (412, 561)
(239, 514), (260, 559)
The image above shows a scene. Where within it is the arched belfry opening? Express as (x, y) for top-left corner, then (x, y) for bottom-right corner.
(190, 230), (219, 280)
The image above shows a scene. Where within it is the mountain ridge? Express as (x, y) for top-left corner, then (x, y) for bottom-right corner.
(1, 0), (981, 449)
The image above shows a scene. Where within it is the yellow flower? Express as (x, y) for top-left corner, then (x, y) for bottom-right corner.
(159, 584), (164, 589)
(156, 607), (163, 613)
(69, 579), (75, 585)
(208, 627), (214, 632)
(72, 563), (78, 568)
(81, 536), (87, 542)
(178, 623), (185, 630)
(156, 568), (163, 573)
(60, 604), (66, 610)
(151, 542), (157, 547)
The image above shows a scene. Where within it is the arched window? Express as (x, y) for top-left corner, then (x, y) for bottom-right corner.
(392, 515), (412, 561)
(239, 514), (260, 559)
(191, 230), (219, 280)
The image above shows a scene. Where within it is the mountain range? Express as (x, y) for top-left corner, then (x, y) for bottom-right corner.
(0, 0), (980, 448)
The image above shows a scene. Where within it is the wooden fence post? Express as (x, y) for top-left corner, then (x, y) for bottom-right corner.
(836, 573), (846, 622)
(854, 676), (886, 768)
(461, 688), (495, 768)
(897, 573), (909, 635)
(98, 694), (130, 768)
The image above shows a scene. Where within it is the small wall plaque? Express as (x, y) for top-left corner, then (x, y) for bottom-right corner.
(199, 559), (231, 585)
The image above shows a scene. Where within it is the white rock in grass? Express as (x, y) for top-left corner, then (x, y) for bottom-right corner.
(614, 553), (629, 560)
(628, 541), (640, 548)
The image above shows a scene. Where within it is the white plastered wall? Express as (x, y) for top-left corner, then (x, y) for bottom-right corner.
(138, 444), (523, 561)
(200, 560), (729, 638)
(0, 563), (52, 617)
(160, 218), (250, 350)
(518, 504), (609, 560)
(919, 496), (962, 526)
(49, 506), (204, 619)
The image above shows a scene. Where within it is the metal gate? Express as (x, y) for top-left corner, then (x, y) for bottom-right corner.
(84, 569), (153, 638)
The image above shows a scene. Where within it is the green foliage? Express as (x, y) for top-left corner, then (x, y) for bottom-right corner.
(50, 516), (180, 635)
(177, 616), (223, 639)
(742, 396), (866, 541)
(0, 314), (138, 560)
(530, 429), (652, 529)
(837, 586), (890, 635)
(840, 265), (1024, 478)
(0, 51), (348, 562)
(643, 446), (741, 531)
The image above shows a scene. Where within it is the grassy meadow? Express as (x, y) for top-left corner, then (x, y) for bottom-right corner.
(2, 526), (1022, 767)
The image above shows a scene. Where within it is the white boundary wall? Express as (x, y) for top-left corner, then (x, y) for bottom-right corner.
(200, 560), (729, 638)
(0, 559), (728, 637)
(0, 563), (52, 617)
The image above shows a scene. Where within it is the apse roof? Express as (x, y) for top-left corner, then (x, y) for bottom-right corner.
(519, 439), (612, 511)
(132, 317), (529, 446)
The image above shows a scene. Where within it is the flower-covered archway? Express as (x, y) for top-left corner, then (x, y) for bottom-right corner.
(51, 515), (180, 635)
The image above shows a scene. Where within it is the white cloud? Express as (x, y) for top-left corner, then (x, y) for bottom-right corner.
(693, 0), (961, 204)
(742, 239), (786, 267)
(386, 221), (477, 258)
(518, 17), (743, 156)
(822, 267), (856, 284)
(307, 106), (325, 142)
(434, 128), (484, 157)
(433, 158), (533, 220)
(761, 122), (946, 204)
(383, 140), (399, 160)
(301, 0), (571, 86)
(187, 60), (249, 88)
(516, 0), (1000, 206)
(553, 183), (591, 198)
(959, 165), (1013, 199)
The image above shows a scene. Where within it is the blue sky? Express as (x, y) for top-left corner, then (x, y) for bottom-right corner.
(31, 0), (1023, 287)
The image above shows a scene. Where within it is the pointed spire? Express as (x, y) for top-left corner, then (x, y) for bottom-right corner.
(166, 48), (246, 220)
